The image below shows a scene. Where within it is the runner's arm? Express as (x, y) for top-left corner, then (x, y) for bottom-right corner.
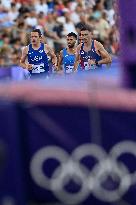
(20, 46), (33, 70)
(57, 50), (63, 71)
(74, 45), (81, 71)
(96, 41), (112, 65)
(45, 44), (57, 67)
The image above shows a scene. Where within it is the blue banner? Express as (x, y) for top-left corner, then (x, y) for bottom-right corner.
(18, 102), (136, 205)
(0, 101), (25, 205)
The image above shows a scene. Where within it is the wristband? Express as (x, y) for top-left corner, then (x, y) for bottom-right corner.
(95, 60), (99, 66)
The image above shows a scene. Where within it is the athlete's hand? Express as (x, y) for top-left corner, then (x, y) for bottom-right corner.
(88, 59), (96, 66)
(25, 64), (33, 70)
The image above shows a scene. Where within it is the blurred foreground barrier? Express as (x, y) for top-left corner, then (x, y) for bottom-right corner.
(0, 101), (25, 205)
(0, 74), (136, 204)
(119, 0), (136, 88)
(19, 103), (136, 205)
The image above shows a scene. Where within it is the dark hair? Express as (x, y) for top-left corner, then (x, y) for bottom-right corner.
(80, 24), (93, 33)
(31, 29), (42, 37)
(67, 32), (77, 39)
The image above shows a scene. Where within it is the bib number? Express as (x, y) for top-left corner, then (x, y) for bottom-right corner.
(65, 65), (74, 74)
(84, 62), (95, 70)
(32, 63), (45, 74)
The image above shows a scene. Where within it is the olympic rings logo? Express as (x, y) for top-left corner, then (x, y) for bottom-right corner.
(30, 141), (136, 204)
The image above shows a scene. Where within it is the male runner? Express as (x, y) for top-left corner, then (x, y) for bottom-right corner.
(20, 28), (57, 78)
(58, 32), (77, 74)
(75, 25), (112, 71)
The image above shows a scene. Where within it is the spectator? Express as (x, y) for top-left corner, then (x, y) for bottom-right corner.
(0, 0), (120, 66)
(62, 10), (77, 35)
(34, 0), (48, 15)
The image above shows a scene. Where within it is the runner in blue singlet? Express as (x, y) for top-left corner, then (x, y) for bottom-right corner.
(75, 25), (112, 71)
(58, 32), (77, 75)
(20, 29), (57, 78)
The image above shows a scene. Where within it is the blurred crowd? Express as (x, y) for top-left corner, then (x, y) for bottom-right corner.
(0, 0), (120, 66)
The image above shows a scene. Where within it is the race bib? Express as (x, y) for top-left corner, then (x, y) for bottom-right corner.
(84, 62), (95, 70)
(32, 63), (45, 74)
(65, 65), (74, 74)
